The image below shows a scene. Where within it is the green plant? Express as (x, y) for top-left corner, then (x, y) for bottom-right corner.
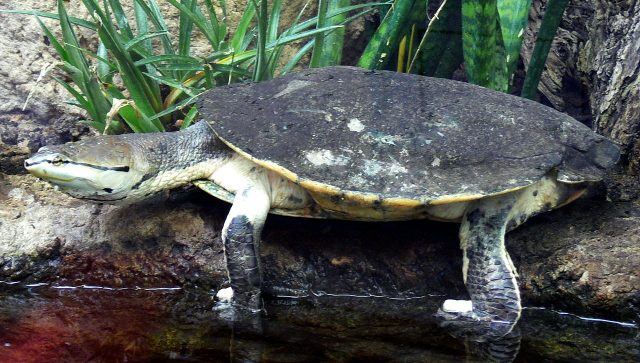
(4, 0), (383, 134)
(359, 0), (569, 95)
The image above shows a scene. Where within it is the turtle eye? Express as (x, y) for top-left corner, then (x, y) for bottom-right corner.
(51, 155), (64, 166)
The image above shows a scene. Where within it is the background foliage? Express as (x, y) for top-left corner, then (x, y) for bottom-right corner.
(3, 0), (568, 134)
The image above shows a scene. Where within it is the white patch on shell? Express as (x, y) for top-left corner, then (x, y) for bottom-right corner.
(347, 118), (365, 132)
(273, 80), (315, 98)
(363, 132), (403, 146)
(305, 149), (350, 166)
(431, 157), (441, 167)
(363, 159), (408, 176)
(349, 174), (368, 186)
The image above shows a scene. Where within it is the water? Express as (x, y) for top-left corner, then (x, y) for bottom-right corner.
(0, 283), (637, 362)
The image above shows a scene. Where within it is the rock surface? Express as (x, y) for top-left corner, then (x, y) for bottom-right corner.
(1, 174), (638, 321)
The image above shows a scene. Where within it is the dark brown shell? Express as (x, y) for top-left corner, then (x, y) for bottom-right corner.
(198, 66), (618, 203)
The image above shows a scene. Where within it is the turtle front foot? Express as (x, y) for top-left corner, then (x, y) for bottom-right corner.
(435, 299), (516, 341)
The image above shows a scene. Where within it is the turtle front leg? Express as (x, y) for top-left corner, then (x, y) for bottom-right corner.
(436, 194), (521, 340)
(221, 184), (271, 312)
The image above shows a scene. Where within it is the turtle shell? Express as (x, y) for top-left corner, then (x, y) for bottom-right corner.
(198, 66), (618, 205)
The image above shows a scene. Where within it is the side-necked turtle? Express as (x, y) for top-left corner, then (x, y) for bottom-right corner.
(25, 66), (619, 338)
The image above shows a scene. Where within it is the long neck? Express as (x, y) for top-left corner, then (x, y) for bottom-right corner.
(125, 122), (231, 200)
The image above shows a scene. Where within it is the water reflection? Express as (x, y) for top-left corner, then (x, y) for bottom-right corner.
(0, 284), (637, 362)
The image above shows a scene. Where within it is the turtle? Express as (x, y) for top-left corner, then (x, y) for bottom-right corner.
(24, 66), (619, 339)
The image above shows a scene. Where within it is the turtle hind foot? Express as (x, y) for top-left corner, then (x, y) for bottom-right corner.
(434, 300), (517, 341)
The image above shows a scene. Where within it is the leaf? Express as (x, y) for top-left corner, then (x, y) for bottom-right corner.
(521, 0), (569, 99)
(497, 0), (532, 87)
(180, 105), (199, 129)
(357, 0), (417, 70)
(461, 0), (507, 91)
(133, 0), (175, 55)
(123, 31), (170, 51)
(0, 9), (97, 30)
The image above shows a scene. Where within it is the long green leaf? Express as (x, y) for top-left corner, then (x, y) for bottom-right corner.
(133, 1), (152, 53)
(281, 40), (315, 74)
(398, 0), (465, 78)
(123, 31), (169, 51)
(142, 72), (199, 97)
(497, 0), (532, 87)
(357, 0), (416, 70)
(317, 0), (350, 66)
(230, 1), (257, 52)
(107, 0), (134, 40)
(96, 42), (113, 82)
(134, 55), (201, 66)
(292, 1), (391, 34)
(35, 17), (68, 61)
(0, 9), (97, 30)
(165, 0), (217, 47)
(461, 0), (507, 91)
(58, 0), (111, 131)
(133, 0), (174, 55)
(81, 0), (163, 132)
(178, 0), (197, 56)
(180, 105), (199, 129)
(203, 0), (225, 48)
(521, 0), (569, 99)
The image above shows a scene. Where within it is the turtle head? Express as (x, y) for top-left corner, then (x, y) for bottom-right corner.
(24, 136), (150, 204)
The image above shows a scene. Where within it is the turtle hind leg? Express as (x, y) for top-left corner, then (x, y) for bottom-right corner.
(436, 193), (521, 340)
(221, 184), (271, 312)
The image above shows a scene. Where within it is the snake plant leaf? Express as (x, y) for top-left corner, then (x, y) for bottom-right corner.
(415, 0), (463, 77)
(311, 0), (350, 67)
(461, 0), (507, 92)
(497, 0), (532, 87)
(358, 0), (417, 70)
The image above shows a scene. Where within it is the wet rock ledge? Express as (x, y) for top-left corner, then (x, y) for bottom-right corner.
(0, 173), (638, 322)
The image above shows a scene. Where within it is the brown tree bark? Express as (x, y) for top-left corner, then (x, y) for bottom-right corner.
(522, 0), (640, 199)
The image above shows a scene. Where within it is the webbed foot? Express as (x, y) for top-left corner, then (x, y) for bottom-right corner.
(435, 299), (516, 341)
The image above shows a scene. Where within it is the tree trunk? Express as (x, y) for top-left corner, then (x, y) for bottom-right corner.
(522, 0), (640, 199)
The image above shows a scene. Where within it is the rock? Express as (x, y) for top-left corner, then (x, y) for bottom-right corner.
(1, 174), (638, 321)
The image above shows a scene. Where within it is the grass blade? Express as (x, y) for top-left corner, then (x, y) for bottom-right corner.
(180, 105), (199, 129)
(133, 1), (152, 53)
(0, 9), (97, 30)
(133, 0), (175, 55)
(82, 0), (164, 131)
(107, 0), (134, 40)
(178, 0), (197, 56)
(252, 0), (269, 81)
(230, 1), (256, 52)
(410, 0), (462, 76)
(123, 31), (169, 51)
(165, 0), (217, 47)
